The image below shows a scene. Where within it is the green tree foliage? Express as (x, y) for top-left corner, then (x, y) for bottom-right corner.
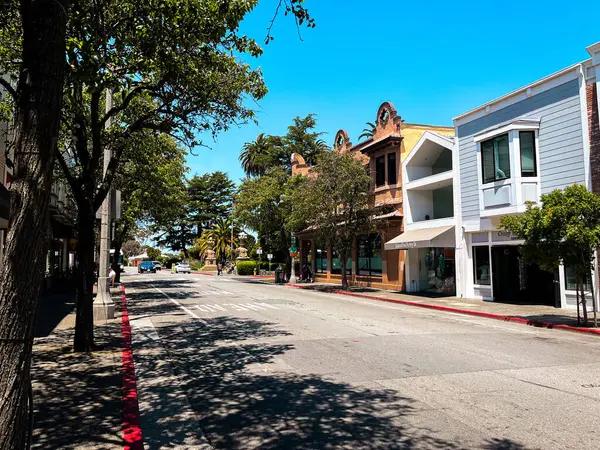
(235, 167), (293, 263)
(239, 114), (329, 177)
(501, 184), (600, 326)
(358, 121), (376, 141)
(121, 240), (143, 259)
(152, 194), (198, 259)
(53, 0), (270, 352)
(188, 171), (235, 235)
(145, 246), (162, 261)
(111, 132), (188, 280)
(203, 217), (240, 262)
(287, 151), (376, 289)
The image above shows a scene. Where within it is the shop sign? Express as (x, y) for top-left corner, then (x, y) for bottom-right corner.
(493, 231), (521, 242)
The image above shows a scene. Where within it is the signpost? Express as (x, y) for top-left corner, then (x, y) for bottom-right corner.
(257, 247), (263, 272)
(267, 253), (273, 271)
(289, 235), (298, 283)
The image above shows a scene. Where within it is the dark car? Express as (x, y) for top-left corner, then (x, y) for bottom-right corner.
(138, 261), (156, 273)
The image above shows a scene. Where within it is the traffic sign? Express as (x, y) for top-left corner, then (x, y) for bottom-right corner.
(267, 253), (273, 260)
(257, 247), (263, 255)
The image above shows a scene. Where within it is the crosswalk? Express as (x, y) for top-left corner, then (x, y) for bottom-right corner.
(194, 302), (278, 313)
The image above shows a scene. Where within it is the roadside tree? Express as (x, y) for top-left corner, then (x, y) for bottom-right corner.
(0, 1), (71, 445)
(501, 184), (600, 326)
(287, 151), (375, 289)
(188, 171), (235, 236)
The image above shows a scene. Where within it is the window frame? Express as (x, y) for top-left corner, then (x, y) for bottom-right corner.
(480, 133), (510, 184)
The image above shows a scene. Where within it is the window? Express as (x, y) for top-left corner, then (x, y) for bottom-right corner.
(564, 266), (592, 292)
(331, 248), (352, 275)
(358, 234), (382, 277)
(519, 131), (536, 177)
(473, 246), (490, 285)
(387, 152), (397, 185)
(375, 155), (385, 187)
(315, 241), (327, 273)
(481, 134), (510, 183)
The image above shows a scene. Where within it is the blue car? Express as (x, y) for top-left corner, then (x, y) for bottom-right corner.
(138, 261), (156, 273)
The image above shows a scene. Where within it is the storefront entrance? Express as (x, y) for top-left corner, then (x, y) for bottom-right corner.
(418, 247), (455, 295)
(491, 246), (558, 306)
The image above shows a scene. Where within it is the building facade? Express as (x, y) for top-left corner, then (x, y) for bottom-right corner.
(452, 42), (600, 309)
(293, 101), (453, 290)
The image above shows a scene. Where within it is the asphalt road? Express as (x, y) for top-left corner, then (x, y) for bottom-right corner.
(123, 270), (600, 450)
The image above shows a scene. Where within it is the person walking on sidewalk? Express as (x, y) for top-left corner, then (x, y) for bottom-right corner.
(217, 262), (223, 276)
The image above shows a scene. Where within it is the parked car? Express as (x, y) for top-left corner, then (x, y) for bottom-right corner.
(138, 261), (156, 273)
(174, 262), (191, 274)
(152, 261), (163, 271)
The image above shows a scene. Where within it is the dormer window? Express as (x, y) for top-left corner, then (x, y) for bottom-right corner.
(481, 134), (510, 183)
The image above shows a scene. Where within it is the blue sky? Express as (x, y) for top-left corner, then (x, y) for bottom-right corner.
(188, 0), (600, 184)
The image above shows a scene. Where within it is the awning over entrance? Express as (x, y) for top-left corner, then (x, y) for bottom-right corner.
(384, 226), (455, 250)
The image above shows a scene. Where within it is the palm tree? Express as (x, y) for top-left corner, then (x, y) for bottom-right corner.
(358, 122), (376, 141)
(204, 217), (239, 262)
(239, 133), (274, 177)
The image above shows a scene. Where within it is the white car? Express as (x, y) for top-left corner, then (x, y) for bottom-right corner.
(175, 262), (191, 274)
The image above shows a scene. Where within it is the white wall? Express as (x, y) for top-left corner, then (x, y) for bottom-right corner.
(407, 190), (433, 223)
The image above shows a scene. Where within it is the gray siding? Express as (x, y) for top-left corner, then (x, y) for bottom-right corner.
(457, 79), (585, 221)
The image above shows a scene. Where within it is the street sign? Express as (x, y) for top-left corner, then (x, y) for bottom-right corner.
(257, 248), (263, 255)
(267, 253), (273, 260)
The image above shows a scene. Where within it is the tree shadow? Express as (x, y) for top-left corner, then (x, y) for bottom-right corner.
(34, 289), (77, 338)
(483, 438), (534, 450)
(31, 324), (123, 449)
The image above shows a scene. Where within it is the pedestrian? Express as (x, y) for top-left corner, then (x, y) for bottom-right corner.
(217, 261), (223, 276)
(108, 267), (116, 287)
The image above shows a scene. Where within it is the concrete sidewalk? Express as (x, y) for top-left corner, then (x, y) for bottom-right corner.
(285, 282), (600, 334)
(31, 287), (125, 449)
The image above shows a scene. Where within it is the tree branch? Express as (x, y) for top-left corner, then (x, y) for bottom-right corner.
(0, 77), (17, 103)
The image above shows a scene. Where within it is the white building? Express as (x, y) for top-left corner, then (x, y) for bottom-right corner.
(453, 42), (600, 310)
(385, 131), (458, 294)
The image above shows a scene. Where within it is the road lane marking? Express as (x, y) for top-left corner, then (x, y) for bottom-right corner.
(152, 286), (210, 327)
(223, 303), (247, 311)
(256, 302), (279, 310)
(243, 303), (265, 311)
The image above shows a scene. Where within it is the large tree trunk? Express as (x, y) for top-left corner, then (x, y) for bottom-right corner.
(73, 206), (96, 352)
(0, 1), (69, 447)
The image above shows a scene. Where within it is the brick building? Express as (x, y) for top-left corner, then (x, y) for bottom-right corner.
(293, 101), (453, 290)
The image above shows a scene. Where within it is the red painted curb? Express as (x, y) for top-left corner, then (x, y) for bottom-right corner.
(120, 285), (144, 450)
(287, 284), (600, 337)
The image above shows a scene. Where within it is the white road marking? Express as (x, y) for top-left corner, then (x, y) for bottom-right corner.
(257, 302), (279, 310)
(224, 303), (248, 311)
(130, 317), (160, 344)
(152, 286), (211, 327)
(242, 303), (265, 311)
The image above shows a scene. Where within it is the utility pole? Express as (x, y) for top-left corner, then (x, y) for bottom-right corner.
(93, 88), (115, 320)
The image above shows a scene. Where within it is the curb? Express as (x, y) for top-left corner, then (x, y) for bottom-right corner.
(286, 284), (600, 337)
(120, 285), (144, 450)
(191, 271), (214, 276)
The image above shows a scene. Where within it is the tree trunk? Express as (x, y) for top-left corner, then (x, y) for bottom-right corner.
(590, 269), (598, 328)
(581, 280), (588, 326)
(340, 251), (349, 290)
(182, 246), (189, 259)
(73, 206), (96, 352)
(576, 280), (581, 326)
(0, 1), (69, 447)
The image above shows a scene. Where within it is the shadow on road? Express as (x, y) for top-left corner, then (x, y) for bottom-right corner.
(124, 286), (534, 450)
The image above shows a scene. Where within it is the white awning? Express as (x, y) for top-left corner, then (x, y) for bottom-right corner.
(384, 226), (455, 250)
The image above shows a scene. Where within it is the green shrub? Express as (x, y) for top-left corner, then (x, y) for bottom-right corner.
(236, 260), (257, 276)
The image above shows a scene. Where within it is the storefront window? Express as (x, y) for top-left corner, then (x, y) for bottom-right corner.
(315, 241), (328, 273)
(473, 246), (490, 285)
(358, 233), (382, 277)
(331, 248), (352, 275)
(564, 266), (591, 292)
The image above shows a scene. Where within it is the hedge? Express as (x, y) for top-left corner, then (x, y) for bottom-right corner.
(236, 260), (257, 275)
